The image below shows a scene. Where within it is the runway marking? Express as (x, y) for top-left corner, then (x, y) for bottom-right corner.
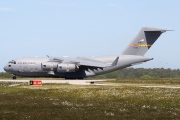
(8, 84), (20, 87)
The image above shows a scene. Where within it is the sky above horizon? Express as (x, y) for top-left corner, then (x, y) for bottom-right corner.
(0, 0), (180, 72)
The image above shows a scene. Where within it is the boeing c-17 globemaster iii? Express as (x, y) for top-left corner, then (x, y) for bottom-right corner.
(4, 27), (169, 79)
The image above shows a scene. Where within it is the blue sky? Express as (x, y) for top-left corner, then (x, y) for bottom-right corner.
(0, 0), (180, 71)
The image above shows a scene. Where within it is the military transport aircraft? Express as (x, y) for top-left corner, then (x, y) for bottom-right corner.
(4, 27), (168, 79)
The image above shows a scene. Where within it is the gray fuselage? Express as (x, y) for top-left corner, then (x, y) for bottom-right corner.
(4, 55), (152, 79)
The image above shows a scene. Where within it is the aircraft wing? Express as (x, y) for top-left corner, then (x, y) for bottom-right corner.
(73, 57), (109, 68)
(49, 56), (119, 68)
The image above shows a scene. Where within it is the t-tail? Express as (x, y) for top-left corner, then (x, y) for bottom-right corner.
(122, 27), (168, 56)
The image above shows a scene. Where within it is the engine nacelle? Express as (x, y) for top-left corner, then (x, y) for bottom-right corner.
(57, 64), (78, 72)
(41, 62), (57, 71)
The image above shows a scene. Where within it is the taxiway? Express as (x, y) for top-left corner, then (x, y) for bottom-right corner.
(0, 79), (106, 85)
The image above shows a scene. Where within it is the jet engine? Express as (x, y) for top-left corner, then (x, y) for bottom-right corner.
(41, 62), (57, 71)
(57, 64), (79, 72)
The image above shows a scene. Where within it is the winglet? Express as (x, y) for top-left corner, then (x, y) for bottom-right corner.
(111, 57), (119, 66)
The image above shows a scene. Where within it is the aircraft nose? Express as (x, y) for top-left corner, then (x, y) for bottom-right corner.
(4, 65), (8, 71)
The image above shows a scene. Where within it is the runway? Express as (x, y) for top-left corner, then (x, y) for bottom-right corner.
(1, 79), (180, 88)
(0, 79), (107, 85)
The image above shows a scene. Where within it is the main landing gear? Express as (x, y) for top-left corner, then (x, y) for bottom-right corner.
(12, 76), (16, 80)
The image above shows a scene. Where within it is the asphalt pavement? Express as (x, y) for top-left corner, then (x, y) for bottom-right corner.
(0, 79), (107, 85)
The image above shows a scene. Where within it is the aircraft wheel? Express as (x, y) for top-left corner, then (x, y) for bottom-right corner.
(12, 76), (16, 80)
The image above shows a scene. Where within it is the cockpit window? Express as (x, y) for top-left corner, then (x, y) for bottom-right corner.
(8, 60), (16, 64)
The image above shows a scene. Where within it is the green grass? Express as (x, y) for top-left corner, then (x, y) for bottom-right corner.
(0, 79), (180, 120)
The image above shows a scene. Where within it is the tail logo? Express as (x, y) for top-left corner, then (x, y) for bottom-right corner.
(130, 44), (152, 47)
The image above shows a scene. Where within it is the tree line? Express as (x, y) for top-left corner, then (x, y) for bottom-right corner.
(93, 68), (180, 79)
(1, 68), (180, 79)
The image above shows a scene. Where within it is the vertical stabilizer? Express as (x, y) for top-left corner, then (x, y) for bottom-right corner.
(121, 27), (167, 56)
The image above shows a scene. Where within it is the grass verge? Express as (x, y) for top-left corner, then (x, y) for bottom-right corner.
(0, 79), (180, 120)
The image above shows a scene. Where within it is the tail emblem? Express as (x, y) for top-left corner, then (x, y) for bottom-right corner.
(130, 44), (152, 47)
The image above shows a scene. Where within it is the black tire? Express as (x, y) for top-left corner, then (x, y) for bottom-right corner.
(12, 76), (16, 80)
